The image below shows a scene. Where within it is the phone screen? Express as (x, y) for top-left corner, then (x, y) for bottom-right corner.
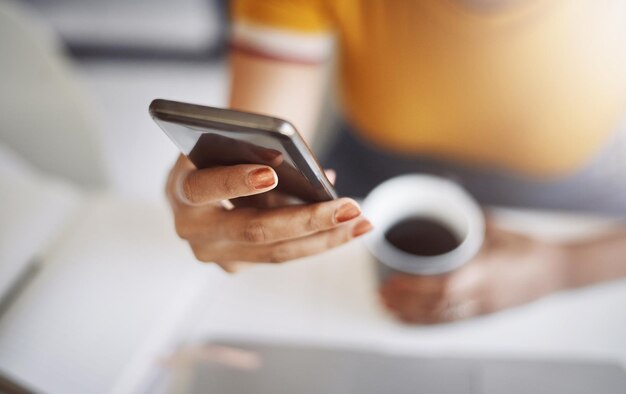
(154, 117), (336, 203)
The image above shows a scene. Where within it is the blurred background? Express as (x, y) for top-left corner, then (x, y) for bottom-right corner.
(0, 1), (235, 391)
(1, 0), (230, 202)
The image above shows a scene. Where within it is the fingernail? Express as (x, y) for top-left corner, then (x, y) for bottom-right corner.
(334, 202), (361, 223)
(249, 168), (276, 190)
(352, 220), (373, 237)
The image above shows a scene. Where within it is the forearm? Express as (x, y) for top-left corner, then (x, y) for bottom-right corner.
(562, 228), (626, 288)
(229, 49), (328, 143)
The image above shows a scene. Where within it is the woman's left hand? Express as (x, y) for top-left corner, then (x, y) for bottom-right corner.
(379, 222), (569, 324)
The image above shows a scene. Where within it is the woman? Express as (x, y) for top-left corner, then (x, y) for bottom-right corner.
(166, 0), (626, 323)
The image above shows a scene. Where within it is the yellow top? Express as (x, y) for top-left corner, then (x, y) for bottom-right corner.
(232, 0), (626, 176)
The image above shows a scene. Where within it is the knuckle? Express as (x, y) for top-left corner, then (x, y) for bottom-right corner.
(324, 234), (337, 250)
(242, 220), (267, 243)
(214, 260), (238, 273)
(404, 308), (440, 325)
(182, 174), (199, 203)
(430, 299), (449, 312)
(304, 204), (325, 231)
(174, 219), (194, 239)
(267, 246), (292, 264)
(220, 174), (239, 197)
(398, 310), (421, 324)
(325, 229), (348, 250)
(479, 298), (495, 314)
(428, 309), (447, 324)
(191, 247), (212, 263)
(434, 276), (454, 299)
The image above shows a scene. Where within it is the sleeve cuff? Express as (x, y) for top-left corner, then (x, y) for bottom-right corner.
(231, 21), (334, 64)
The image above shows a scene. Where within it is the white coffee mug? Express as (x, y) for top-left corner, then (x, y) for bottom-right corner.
(362, 174), (485, 277)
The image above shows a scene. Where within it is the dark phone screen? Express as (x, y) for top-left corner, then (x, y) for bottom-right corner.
(157, 119), (335, 203)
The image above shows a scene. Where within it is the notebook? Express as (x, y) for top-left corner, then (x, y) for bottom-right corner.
(0, 146), (214, 393)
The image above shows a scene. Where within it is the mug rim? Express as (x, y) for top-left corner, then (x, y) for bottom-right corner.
(362, 174), (485, 275)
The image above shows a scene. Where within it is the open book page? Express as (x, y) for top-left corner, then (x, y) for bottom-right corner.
(0, 174), (216, 393)
(0, 143), (82, 313)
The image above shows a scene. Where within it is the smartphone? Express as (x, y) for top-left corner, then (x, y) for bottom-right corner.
(149, 99), (337, 203)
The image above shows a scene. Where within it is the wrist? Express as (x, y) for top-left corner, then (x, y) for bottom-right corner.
(552, 241), (588, 290)
(541, 241), (575, 292)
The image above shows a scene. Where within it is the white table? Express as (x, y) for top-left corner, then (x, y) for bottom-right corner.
(183, 209), (626, 366)
(2, 184), (625, 393)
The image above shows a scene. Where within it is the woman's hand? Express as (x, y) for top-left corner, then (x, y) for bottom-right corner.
(379, 222), (569, 324)
(166, 155), (372, 272)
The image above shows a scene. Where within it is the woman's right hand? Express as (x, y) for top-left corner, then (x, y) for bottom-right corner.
(166, 155), (373, 272)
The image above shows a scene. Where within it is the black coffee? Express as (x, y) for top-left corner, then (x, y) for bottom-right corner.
(384, 217), (461, 256)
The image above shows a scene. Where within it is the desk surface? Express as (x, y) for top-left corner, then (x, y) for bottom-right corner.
(2, 191), (625, 393)
(184, 208), (626, 365)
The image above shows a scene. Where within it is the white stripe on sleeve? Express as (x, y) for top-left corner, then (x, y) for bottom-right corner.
(231, 21), (334, 63)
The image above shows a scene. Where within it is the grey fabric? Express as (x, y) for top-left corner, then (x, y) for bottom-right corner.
(321, 119), (626, 216)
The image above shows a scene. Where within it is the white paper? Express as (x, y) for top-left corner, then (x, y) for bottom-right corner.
(0, 195), (213, 393)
